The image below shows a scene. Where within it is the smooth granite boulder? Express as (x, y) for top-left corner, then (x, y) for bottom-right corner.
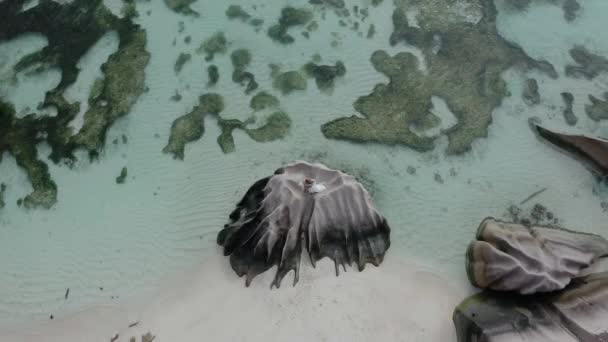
(467, 218), (608, 294)
(454, 272), (608, 342)
(217, 161), (391, 288)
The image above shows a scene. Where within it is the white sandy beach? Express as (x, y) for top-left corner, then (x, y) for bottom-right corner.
(0, 250), (469, 342)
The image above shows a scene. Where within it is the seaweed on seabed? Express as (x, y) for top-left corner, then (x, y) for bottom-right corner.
(0, 0), (150, 208)
(164, 0), (199, 17)
(267, 7), (313, 44)
(163, 94), (291, 158)
(0, 101), (57, 209)
(230, 49), (258, 94)
(303, 61), (346, 92)
(321, 0), (557, 154)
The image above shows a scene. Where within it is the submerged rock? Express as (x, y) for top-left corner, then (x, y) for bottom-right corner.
(164, 0), (199, 17)
(267, 7), (313, 44)
(303, 61), (346, 92)
(585, 92), (608, 121)
(322, 0), (557, 154)
(561, 91), (578, 126)
(565, 45), (608, 80)
(522, 78), (540, 105)
(467, 217), (608, 294)
(454, 272), (608, 342)
(530, 122), (608, 177)
(217, 161), (391, 288)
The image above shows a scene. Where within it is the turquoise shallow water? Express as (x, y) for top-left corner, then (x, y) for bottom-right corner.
(0, 0), (607, 340)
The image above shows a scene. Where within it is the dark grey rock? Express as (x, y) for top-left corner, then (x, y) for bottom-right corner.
(454, 272), (608, 342)
(217, 161), (391, 288)
(466, 218), (608, 294)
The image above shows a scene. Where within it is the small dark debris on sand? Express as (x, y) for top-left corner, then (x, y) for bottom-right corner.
(505, 202), (558, 226)
(519, 187), (547, 205)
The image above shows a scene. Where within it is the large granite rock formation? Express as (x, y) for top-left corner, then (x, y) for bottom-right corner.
(467, 218), (608, 294)
(454, 272), (608, 341)
(217, 161), (391, 288)
(455, 217), (608, 341)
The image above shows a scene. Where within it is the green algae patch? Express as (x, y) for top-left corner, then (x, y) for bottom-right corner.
(226, 5), (251, 21)
(163, 94), (224, 160)
(522, 78), (540, 106)
(321, 51), (436, 152)
(303, 61), (346, 92)
(164, 0), (199, 17)
(164, 93), (291, 158)
(273, 70), (308, 95)
(197, 32), (228, 61)
(0, 0), (150, 208)
(585, 92), (608, 121)
(0, 102), (58, 209)
(322, 0), (557, 154)
(267, 7), (313, 44)
(231, 49), (258, 94)
(250, 91), (280, 111)
(71, 28), (150, 152)
(367, 24), (376, 39)
(174, 52), (191, 74)
(246, 111), (291, 142)
(560, 92), (577, 126)
(565, 45), (608, 80)
(0, 183), (5, 209)
(116, 167), (128, 184)
(207, 65), (219, 86)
